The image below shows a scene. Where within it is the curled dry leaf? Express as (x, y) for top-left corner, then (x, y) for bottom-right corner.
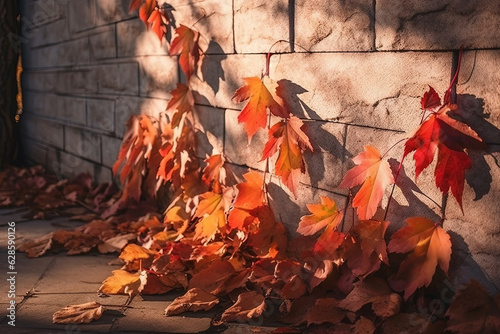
(52, 301), (103, 324)
(98, 233), (137, 254)
(98, 269), (147, 302)
(221, 291), (266, 323)
(119, 243), (158, 271)
(18, 232), (53, 258)
(338, 277), (402, 318)
(445, 279), (500, 334)
(165, 288), (219, 316)
(188, 259), (235, 295)
(306, 298), (345, 326)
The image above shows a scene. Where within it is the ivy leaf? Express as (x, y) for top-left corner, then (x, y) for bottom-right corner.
(445, 280), (500, 334)
(421, 85), (441, 111)
(261, 116), (313, 197)
(147, 8), (168, 41)
(221, 291), (266, 323)
(404, 102), (485, 210)
(169, 24), (201, 80)
(232, 76), (288, 141)
(339, 145), (394, 220)
(119, 243), (158, 271)
(306, 298), (345, 326)
(227, 171), (265, 231)
(247, 205), (288, 259)
(297, 196), (343, 236)
(52, 302), (103, 324)
(166, 83), (194, 127)
(129, 0), (155, 23)
(388, 217), (452, 300)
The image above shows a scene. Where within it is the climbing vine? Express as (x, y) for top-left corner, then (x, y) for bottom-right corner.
(4, 0), (497, 332)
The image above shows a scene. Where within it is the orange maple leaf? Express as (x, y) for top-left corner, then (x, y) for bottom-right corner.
(261, 116), (313, 197)
(169, 24), (201, 80)
(194, 188), (233, 241)
(297, 196), (343, 236)
(387, 217), (452, 300)
(339, 145), (394, 220)
(166, 83), (194, 127)
(227, 171), (265, 231)
(297, 196), (345, 261)
(404, 98), (485, 210)
(232, 76), (289, 140)
(201, 154), (226, 194)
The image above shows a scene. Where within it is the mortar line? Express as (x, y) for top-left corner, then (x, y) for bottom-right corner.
(289, 0), (295, 53)
(372, 0), (376, 51)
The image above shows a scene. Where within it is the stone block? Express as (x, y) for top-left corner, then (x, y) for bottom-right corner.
(18, 137), (48, 166)
(26, 38), (89, 68)
(64, 126), (101, 163)
(234, 0), (290, 53)
(376, 0), (500, 50)
(53, 151), (112, 184)
(139, 55), (178, 98)
(95, 0), (134, 24)
(295, 0), (374, 52)
(271, 52), (451, 132)
(27, 18), (70, 49)
(101, 135), (123, 168)
(22, 0), (65, 28)
(170, 0), (234, 53)
(55, 68), (99, 95)
(89, 26), (117, 59)
(87, 98), (115, 132)
(21, 71), (57, 92)
(117, 18), (170, 57)
(97, 62), (140, 95)
(68, 0), (96, 33)
(24, 92), (87, 125)
(194, 105), (225, 159)
(457, 50), (500, 133)
(21, 115), (64, 149)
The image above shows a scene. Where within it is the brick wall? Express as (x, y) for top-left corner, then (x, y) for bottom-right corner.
(18, 0), (500, 291)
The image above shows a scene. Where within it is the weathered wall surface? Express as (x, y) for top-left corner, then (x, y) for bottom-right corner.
(18, 0), (500, 292)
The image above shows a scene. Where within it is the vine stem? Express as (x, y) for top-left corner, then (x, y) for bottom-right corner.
(439, 48), (462, 224)
(383, 155), (405, 222)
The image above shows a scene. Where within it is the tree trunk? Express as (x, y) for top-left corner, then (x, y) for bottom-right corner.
(0, 0), (19, 169)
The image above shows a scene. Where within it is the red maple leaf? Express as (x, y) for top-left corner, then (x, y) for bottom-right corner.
(261, 116), (313, 197)
(404, 88), (485, 209)
(169, 24), (201, 80)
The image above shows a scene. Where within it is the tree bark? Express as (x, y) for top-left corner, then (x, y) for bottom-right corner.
(0, 0), (19, 168)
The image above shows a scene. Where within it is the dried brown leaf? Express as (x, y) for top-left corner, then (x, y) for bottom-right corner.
(221, 291), (266, 323)
(52, 302), (103, 324)
(165, 288), (219, 316)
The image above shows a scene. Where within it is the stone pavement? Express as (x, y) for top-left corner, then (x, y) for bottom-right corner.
(0, 208), (280, 334)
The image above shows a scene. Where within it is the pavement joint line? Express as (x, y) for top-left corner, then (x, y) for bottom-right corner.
(17, 256), (59, 308)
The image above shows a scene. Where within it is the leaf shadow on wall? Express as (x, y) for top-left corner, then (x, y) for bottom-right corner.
(448, 231), (500, 295)
(277, 79), (348, 189)
(458, 94), (500, 201)
(385, 158), (441, 230)
(199, 41), (227, 96)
